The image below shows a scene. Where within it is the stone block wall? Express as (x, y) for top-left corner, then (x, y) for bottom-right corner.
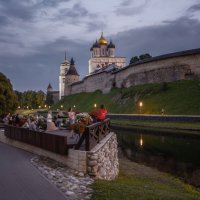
(87, 133), (119, 180)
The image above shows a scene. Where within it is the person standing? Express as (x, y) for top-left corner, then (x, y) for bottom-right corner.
(56, 109), (64, 129)
(97, 104), (107, 121)
(46, 110), (57, 131)
(68, 107), (76, 125)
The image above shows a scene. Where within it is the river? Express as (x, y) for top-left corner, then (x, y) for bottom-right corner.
(114, 128), (200, 187)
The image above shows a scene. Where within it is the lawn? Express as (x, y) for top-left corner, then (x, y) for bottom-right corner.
(91, 159), (200, 200)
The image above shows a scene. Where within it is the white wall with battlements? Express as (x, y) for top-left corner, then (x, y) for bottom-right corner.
(66, 51), (200, 96)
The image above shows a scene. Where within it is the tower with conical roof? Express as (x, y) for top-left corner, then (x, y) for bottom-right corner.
(59, 51), (70, 99)
(89, 33), (126, 73)
(64, 58), (80, 96)
(47, 83), (53, 92)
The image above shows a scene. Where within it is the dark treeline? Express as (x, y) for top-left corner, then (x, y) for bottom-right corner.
(0, 72), (18, 115)
(15, 90), (46, 109)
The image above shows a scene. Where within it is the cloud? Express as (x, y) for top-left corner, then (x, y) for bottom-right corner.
(115, 0), (148, 16)
(86, 21), (107, 32)
(112, 17), (200, 63)
(120, 0), (132, 7)
(188, 3), (200, 12)
(0, 37), (90, 91)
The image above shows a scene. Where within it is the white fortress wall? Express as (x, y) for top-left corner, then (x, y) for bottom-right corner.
(114, 53), (200, 89)
(67, 50), (200, 95)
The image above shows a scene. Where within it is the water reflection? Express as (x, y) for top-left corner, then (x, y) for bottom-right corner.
(115, 128), (200, 187)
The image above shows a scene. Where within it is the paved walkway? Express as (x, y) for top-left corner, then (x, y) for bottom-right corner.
(0, 140), (67, 200)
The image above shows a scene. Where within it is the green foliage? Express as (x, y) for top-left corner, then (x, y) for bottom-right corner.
(129, 56), (139, 64)
(15, 90), (45, 109)
(0, 72), (18, 115)
(91, 159), (200, 200)
(129, 53), (152, 65)
(46, 92), (54, 105)
(52, 80), (200, 115)
(139, 53), (152, 60)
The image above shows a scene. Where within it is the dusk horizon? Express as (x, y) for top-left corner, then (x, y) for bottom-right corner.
(0, 0), (200, 92)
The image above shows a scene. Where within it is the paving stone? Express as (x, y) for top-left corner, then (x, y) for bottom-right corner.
(31, 156), (93, 200)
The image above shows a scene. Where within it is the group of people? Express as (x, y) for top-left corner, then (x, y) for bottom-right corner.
(2, 113), (40, 131)
(1, 104), (108, 132)
(46, 104), (107, 131)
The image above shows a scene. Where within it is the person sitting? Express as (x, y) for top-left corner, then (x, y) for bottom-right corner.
(29, 118), (38, 131)
(97, 104), (108, 122)
(46, 110), (57, 131)
(3, 113), (10, 125)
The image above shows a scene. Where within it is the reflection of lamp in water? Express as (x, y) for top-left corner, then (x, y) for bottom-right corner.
(139, 101), (143, 114)
(140, 135), (143, 147)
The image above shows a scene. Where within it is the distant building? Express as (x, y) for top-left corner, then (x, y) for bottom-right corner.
(46, 83), (59, 104)
(89, 33), (126, 73)
(59, 51), (70, 99)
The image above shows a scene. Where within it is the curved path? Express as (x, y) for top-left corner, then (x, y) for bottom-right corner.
(0, 142), (67, 200)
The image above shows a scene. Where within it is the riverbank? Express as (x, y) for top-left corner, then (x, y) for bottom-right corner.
(110, 119), (200, 135)
(91, 157), (200, 200)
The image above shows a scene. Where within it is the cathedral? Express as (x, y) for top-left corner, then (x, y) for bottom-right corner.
(89, 33), (126, 73)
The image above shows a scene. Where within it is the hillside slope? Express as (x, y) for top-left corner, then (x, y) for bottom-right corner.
(54, 80), (200, 115)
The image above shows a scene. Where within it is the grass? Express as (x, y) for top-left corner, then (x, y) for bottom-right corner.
(53, 80), (200, 115)
(111, 119), (200, 129)
(91, 159), (200, 200)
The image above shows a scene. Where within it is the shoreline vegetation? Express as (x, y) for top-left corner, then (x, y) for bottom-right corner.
(91, 158), (200, 200)
(110, 119), (200, 136)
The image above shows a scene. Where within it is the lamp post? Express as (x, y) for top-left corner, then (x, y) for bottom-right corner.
(139, 101), (143, 114)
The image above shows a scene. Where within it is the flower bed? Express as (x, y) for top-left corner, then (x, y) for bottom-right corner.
(73, 113), (93, 134)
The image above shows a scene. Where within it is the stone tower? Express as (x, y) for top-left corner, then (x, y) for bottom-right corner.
(64, 58), (80, 96)
(47, 83), (53, 92)
(89, 33), (126, 73)
(59, 51), (70, 99)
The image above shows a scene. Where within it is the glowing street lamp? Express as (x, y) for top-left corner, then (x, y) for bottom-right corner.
(38, 105), (41, 109)
(27, 106), (29, 109)
(73, 105), (76, 108)
(61, 105), (63, 108)
(44, 104), (47, 108)
(18, 106), (20, 109)
(139, 101), (143, 114)
(94, 103), (97, 108)
(140, 135), (143, 147)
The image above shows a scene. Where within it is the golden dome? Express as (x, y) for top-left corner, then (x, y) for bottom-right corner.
(98, 33), (108, 45)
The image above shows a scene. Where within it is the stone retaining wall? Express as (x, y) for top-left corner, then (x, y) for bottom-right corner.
(87, 133), (119, 180)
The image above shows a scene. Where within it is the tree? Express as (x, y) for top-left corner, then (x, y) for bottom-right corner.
(46, 91), (54, 106)
(0, 72), (18, 115)
(139, 53), (152, 60)
(129, 56), (139, 65)
(15, 90), (46, 109)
